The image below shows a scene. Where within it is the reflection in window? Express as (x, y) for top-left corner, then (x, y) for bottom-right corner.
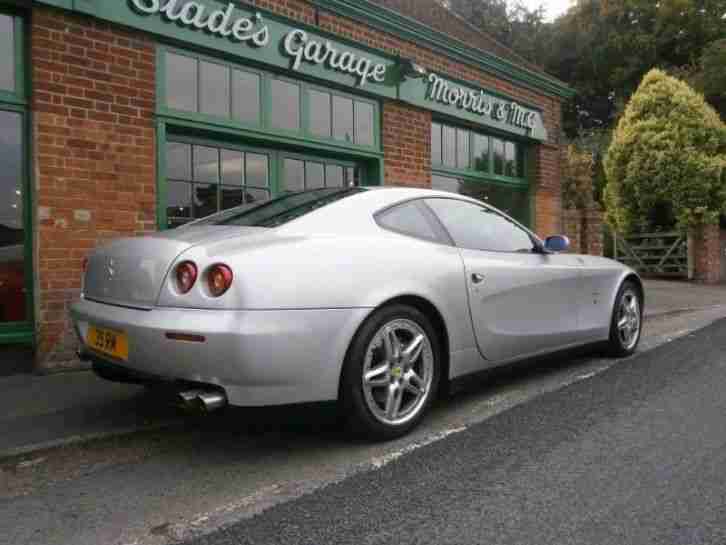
(326, 165), (344, 188)
(306, 162), (325, 190)
(492, 138), (505, 175)
(167, 142), (191, 180)
(377, 202), (438, 242)
(473, 134), (489, 173)
(193, 146), (219, 184)
(355, 102), (374, 146)
(443, 125), (456, 168)
(431, 123), (442, 165)
(505, 141), (517, 177)
(426, 198), (533, 253)
(457, 129), (470, 169)
(0, 110), (25, 322)
(246, 153), (269, 189)
(431, 174), (530, 225)
(0, 15), (14, 93)
(166, 53), (197, 112)
(221, 150), (243, 185)
(284, 159), (305, 192)
(270, 79), (300, 131)
(333, 96), (354, 143)
(200, 61), (230, 118)
(232, 70), (260, 125)
(309, 90), (331, 138)
(166, 141), (270, 227)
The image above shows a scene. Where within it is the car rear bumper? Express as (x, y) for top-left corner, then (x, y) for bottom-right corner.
(70, 298), (371, 406)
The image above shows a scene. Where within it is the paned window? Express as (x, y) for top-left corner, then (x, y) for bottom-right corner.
(0, 15), (15, 93)
(166, 141), (270, 228)
(162, 50), (378, 149)
(282, 157), (353, 192)
(431, 122), (525, 180)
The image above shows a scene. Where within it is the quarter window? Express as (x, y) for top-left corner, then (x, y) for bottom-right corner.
(376, 202), (439, 242)
(426, 198), (534, 253)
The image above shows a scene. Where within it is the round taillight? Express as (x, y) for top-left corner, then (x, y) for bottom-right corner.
(207, 264), (233, 297)
(175, 261), (198, 294)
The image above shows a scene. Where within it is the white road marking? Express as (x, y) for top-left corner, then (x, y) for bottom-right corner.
(371, 426), (468, 469)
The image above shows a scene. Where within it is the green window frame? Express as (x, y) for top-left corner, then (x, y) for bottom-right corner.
(0, 10), (33, 345)
(431, 121), (527, 186)
(158, 46), (381, 152)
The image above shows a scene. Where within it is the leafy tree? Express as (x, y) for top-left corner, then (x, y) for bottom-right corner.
(562, 144), (596, 210)
(604, 69), (726, 233)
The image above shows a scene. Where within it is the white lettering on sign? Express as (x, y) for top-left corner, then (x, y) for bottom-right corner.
(129, 0), (269, 46)
(283, 30), (387, 86)
(428, 73), (538, 130)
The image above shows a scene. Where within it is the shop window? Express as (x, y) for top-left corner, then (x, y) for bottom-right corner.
(432, 122), (525, 184)
(282, 156), (357, 192)
(333, 95), (354, 143)
(161, 50), (379, 150)
(270, 79), (300, 132)
(166, 141), (270, 228)
(200, 61), (230, 118)
(0, 15), (14, 93)
(165, 52), (198, 112)
(431, 123), (442, 165)
(309, 90), (332, 138)
(473, 134), (489, 173)
(0, 110), (26, 323)
(442, 125), (456, 168)
(457, 129), (470, 170)
(355, 102), (375, 147)
(492, 138), (505, 176)
(232, 70), (260, 125)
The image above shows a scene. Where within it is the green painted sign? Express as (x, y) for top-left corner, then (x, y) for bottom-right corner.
(34, 0), (549, 140)
(399, 72), (547, 141)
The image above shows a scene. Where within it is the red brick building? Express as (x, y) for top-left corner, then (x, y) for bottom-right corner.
(0, 0), (574, 371)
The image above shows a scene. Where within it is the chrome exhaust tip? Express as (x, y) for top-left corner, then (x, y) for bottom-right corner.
(177, 389), (227, 413)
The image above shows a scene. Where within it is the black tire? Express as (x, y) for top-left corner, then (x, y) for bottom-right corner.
(606, 280), (643, 358)
(340, 304), (441, 440)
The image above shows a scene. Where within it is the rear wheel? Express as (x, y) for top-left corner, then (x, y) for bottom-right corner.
(606, 280), (643, 357)
(341, 304), (440, 440)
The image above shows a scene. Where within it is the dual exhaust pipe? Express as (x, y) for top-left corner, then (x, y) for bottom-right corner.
(177, 389), (228, 413)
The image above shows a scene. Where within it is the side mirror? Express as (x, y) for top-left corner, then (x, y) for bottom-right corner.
(544, 235), (570, 253)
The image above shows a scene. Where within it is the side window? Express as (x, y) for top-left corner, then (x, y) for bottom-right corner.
(426, 199), (534, 253)
(376, 202), (440, 242)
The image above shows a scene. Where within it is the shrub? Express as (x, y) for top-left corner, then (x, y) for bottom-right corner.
(604, 69), (726, 233)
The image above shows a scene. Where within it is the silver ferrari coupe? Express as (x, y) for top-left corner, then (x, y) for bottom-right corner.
(71, 187), (643, 439)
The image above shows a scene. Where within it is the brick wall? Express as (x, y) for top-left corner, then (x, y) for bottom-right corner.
(32, 7), (156, 369)
(382, 102), (432, 187)
(691, 223), (721, 285)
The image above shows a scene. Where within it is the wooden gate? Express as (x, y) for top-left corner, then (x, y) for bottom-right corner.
(613, 231), (689, 278)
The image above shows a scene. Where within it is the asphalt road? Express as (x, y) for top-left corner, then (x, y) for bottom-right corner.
(188, 319), (726, 545)
(2, 307), (725, 545)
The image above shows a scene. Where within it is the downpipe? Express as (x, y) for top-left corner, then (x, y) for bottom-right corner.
(177, 389), (228, 414)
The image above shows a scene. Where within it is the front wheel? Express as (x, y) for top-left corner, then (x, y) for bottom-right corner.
(606, 280), (643, 357)
(340, 304), (440, 440)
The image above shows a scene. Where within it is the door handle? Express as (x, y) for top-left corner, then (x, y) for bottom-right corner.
(471, 273), (485, 284)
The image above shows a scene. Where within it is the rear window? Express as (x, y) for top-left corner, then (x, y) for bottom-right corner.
(189, 188), (365, 228)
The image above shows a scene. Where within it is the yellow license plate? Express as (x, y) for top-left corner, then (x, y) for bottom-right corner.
(87, 326), (129, 361)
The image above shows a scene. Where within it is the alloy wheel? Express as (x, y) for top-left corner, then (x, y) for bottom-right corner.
(362, 319), (434, 427)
